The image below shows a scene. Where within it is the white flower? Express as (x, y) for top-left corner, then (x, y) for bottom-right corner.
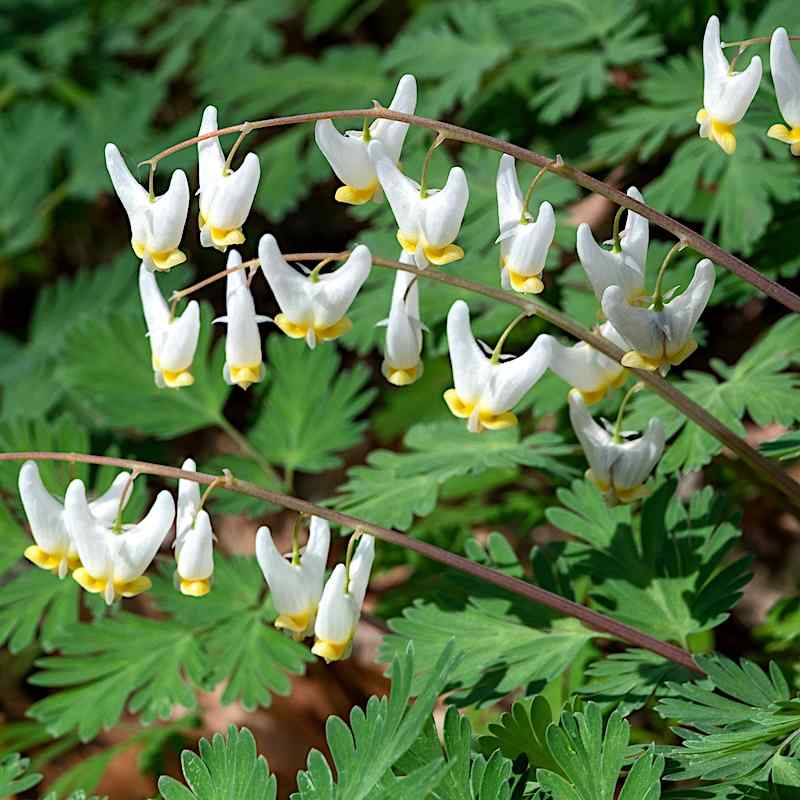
(768, 27), (800, 155)
(576, 187), (649, 304)
(258, 234), (372, 348)
(65, 479), (175, 605)
(139, 264), (200, 388)
(197, 106), (261, 251)
(368, 139), (468, 269)
(312, 534), (374, 662)
(540, 322), (630, 405)
(256, 516), (331, 639)
(174, 458), (214, 597)
(569, 390), (664, 505)
(602, 259), (715, 373)
(213, 249), (267, 390)
(315, 74), (417, 205)
(444, 300), (551, 433)
(19, 461), (134, 579)
(105, 143), (189, 271)
(697, 15), (762, 155)
(495, 154), (556, 294)
(377, 252), (425, 386)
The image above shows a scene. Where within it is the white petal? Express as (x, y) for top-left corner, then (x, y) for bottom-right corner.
(368, 140), (421, 239)
(482, 334), (551, 413)
(568, 391), (615, 484)
(703, 16), (731, 106)
(258, 234), (313, 324)
(114, 490), (175, 582)
(225, 249), (263, 367)
(207, 152), (261, 231)
(104, 143), (148, 223)
(89, 472), (134, 528)
(576, 223), (644, 302)
(198, 106), (226, 207)
(64, 479), (110, 578)
(496, 154), (524, 232)
(18, 461), (69, 554)
(138, 264), (170, 338)
(176, 509), (214, 581)
(620, 187), (649, 271)
(346, 534), (374, 611)
(314, 563), (355, 644)
(714, 56), (762, 123)
(771, 28), (800, 128)
(159, 301), (200, 372)
(301, 516), (331, 604)
(314, 120), (374, 189)
(311, 244), (372, 328)
(601, 286), (664, 360)
(446, 301), (489, 404)
(543, 335), (620, 394)
(255, 526), (308, 616)
(176, 457), (201, 549)
(370, 74), (417, 161)
(419, 167), (468, 248)
(663, 259), (715, 357)
(384, 269), (422, 369)
(505, 201), (555, 276)
(611, 419), (665, 489)
(148, 169), (189, 253)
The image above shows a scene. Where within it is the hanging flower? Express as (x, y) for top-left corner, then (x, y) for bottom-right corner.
(696, 15), (762, 155)
(65, 479), (175, 605)
(368, 140), (468, 269)
(602, 259), (716, 373)
(315, 74), (417, 205)
(576, 187), (649, 304)
(377, 252), (425, 386)
(105, 143), (189, 271)
(540, 322), (630, 404)
(768, 27), (800, 155)
(312, 533), (374, 662)
(256, 516), (331, 639)
(569, 390), (664, 505)
(258, 234), (372, 348)
(174, 458), (214, 597)
(19, 461), (134, 579)
(213, 249), (267, 389)
(197, 106), (261, 251)
(139, 264), (200, 388)
(495, 154), (556, 294)
(444, 300), (551, 433)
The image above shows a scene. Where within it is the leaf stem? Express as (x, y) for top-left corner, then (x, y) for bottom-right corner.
(0, 450), (704, 675)
(143, 107), (800, 313)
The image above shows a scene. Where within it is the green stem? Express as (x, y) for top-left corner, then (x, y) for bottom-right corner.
(111, 470), (138, 534)
(611, 206), (625, 253)
(652, 240), (686, 310)
(223, 124), (250, 175)
(344, 529), (363, 589)
(490, 313), (528, 364)
(308, 258), (333, 284)
(612, 383), (641, 443)
(418, 133), (445, 198)
(291, 515), (303, 565)
(519, 165), (550, 224)
(361, 117), (371, 142)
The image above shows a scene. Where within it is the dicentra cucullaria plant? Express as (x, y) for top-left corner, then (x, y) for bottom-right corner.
(5, 9), (800, 799)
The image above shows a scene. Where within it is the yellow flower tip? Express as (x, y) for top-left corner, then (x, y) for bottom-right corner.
(132, 240), (147, 259)
(668, 339), (698, 366)
(24, 545), (61, 572)
(578, 386), (607, 406)
(423, 243), (464, 266)
(274, 313), (308, 340)
(274, 314), (352, 343)
(210, 226), (246, 249)
(614, 484), (651, 504)
(311, 638), (350, 663)
(230, 364), (261, 389)
(334, 182), (378, 205)
(443, 388), (473, 419)
(73, 567), (105, 594)
(275, 609), (312, 635)
(479, 410), (518, 430)
(621, 351), (662, 371)
(385, 365), (419, 386)
(161, 369), (195, 388)
(151, 249), (187, 271)
(179, 578), (211, 597)
(120, 576), (152, 597)
(508, 269), (544, 294)
(696, 108), (708, 125)
(73, 569), (151, 599)
(396, 232), (418, 253)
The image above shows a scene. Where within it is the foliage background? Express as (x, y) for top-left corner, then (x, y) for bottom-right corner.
(3, 0), (800, 797)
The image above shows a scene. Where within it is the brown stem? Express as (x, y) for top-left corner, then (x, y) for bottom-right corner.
(146, 108), (800, 313)
(0, 450), (703, 675)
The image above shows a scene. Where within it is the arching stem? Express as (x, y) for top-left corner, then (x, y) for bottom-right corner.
(612, 383), (643, 444)
(519, 163), (551, 224)
(344, 529), (363, 589)
(111, 469), (139, 534)
(418, 133), (447, 198)
(223, 123), (252, 175)
(490, 313), (528, 365)
(652, 240), (687, 310)
(611, 205), (625, 253)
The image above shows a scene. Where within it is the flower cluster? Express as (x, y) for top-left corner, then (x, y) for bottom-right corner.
(697, 15), (800, 156)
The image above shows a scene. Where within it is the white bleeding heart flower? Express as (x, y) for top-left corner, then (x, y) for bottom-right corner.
(139, 264), (200, 388)
(197, 106), (261, 251)
(696, 15), (762, 155)
(174, 458), (214, 597)
(768, 27), (800, 155)
(258, 234), (371, 349)
(315, 74), (417, 205)
(105, 143), (189, 272)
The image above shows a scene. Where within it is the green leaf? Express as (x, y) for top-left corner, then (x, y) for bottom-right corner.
(61, 304), (230, 438)
(334, 420), (575, 529)
(158, 726), (277, 800)
(249, 337), (376, 475)
(0, 752), (42, 796)
(760, 431), (800, 461)
(291, 642), (458, 800)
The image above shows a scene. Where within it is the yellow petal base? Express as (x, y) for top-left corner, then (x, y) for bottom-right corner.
(577, 371), (627, 405)
(73, 568), (151, 599)
(443, 389), (518, 431)
(621, 339), (697, 372)
(696, 108), (736, 155)
(395, 233), (464, 266)
(132, 241), (187, 271)
(274, 313), (352, 343)
(312, 637), (351, 663)
(507, 268), (544, 294)
(24, 545), (79, 575)
(588, 470), (650, 506)
(229, 363), (262, 390)
(335, 181), (379, 205)
(179, 578), (211, 597)
(198, 212), (246, 251)
(161, 368), (195, 388)
(275, 608), (314, 639)
(767, 124), (800, 156)
(383, 364), (420, 386)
